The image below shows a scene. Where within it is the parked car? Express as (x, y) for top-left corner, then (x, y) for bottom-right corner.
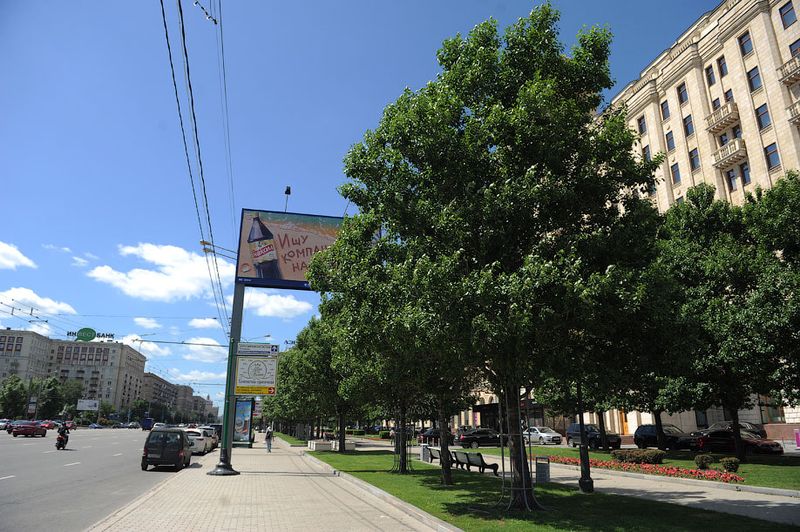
(459, 428), (508, 448)
(703, 421), (767, 439)
(87, 423), (104, 429)
(0, 419), (11, 430)
(142, 428), (193, 471)
(199, 426), (219, 449)
(39, 420), (56, 430)
(12, 421), (47, 437)
(127, 421), (141, 429)
(633, 423), (697, 450)
(417, 428), (454, 445)
(565, 423), (621, 449)
(523, 426), (562, 445)
(153, 422), (166, 430)
(65, 421), (76, 430)
(696, 429), (784, 455)
(184, 429), (212, 455)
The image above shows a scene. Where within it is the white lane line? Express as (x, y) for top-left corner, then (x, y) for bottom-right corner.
(0, 475), (15, 481)
(113, 453), (123, 457)
(23, 443), (35, 446)
(43, 450), (56, 454)
(63, 462), (80, 467)
(82, 446), (93, 449)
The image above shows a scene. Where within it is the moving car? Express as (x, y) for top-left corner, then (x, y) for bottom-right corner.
(523, 426), (562, 445)
(12, 421), (47, 437)
(459, 428), (508, 448)
(142, 428), (193, 471)
(696, 429), (784, 455)
(565, 423), (621, 449)
(704, 421), (767, 439)
(417, 428), (454, 445)
(633, 423), (697, 450)
(184, 429), (212, 455)
(87, 423), (104, 429)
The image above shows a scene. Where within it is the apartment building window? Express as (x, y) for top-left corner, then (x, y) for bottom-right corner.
(726, 168), (738, 191)
(740, 162), (751, 185)
(677, 82), (688, 105)
(764, 143), (781, 169)
(660, 100), (670, 120)
(683, 115), (695, 136)
(689, 148), (701, 171)
(720, 132), (729, 146)
(733, 124), (742, 139)
(675, 196), (685, 204)
(666, 131), (675, 151)
(756, 103), (772, 129)
(780, 2), (797, 29)
(670, 163), (681, 184)
(791, 38), (800, 57)
(637, 115), (647, 134)
(739, 31), (753, 55)
(717, 55), (728, 77)
(712, 98), (721, 110)
(747, 66), (762, 91)
(724, 89), (734, 103)
(643, 145), (651, 161)
(705, 65), (716, 86)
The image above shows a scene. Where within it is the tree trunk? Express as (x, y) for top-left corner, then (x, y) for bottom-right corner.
(437, 402), (453, 486)
(501, 381), (538, 509)
(729, 407), (745, 461)
(337, 411), (347, 453)
(596, 411), (609, 450)
(397, 402), (408, 473)
(653, 410), (666, 450)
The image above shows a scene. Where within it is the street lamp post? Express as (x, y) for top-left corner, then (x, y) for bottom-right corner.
(576, 380), (594, 493)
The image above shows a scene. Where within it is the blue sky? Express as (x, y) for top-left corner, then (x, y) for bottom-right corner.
(0, 0), (720, 407)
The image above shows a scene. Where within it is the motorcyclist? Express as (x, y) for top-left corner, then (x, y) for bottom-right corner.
(57, 423), (70, 447)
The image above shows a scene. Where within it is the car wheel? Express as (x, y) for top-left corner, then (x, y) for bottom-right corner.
(589, 439), (599, 450)
(539, 437), (544, 445)
(569, 438), (576, 448)
(141, 462), (148, 471)
(635, 439), (646, 449)
(470, 441), (479, 449)
(12, 433), (17, 437)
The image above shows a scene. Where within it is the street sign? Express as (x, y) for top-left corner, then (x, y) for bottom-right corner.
(234, 356), (277, 396)
(77, 399), (99, 411)
(237, 342), (279, 356)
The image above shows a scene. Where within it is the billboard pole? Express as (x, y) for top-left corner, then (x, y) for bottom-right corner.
(208, 282), (245, 476)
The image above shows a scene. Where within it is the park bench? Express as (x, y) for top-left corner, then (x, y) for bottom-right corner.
(429, 447), (443, 463)
(465, 452), (499, 476)
(452, 450), (470, 470)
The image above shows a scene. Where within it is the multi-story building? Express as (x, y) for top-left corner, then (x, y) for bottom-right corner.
(175, 385), (194, 417)
(0, 328), (50, 380)
(607, 0), (800, 436)
(142, 372), (178, 409)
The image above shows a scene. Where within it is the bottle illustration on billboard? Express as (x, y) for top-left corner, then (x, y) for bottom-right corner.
(248, 214), (282, 279)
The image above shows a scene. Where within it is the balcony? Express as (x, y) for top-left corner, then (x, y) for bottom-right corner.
(789, 100), (800, 126)
(705, 102), (739, 133)
(712, 138), (747, 169)
(779, 55), (800, 85)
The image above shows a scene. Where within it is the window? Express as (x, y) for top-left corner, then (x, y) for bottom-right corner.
(683, 115), (695, 136)
(791, 38), (800, 57)
(689, 148), (700, 170)
(666, 131), (675, 151)
(671, 163), (681, 184)
(727, 168), (738, 191)
(660, 100), (670, 120)
(705, 65), (716, 86)
(747, 66), (762, 91)
(765, 143), (781, 169)
(677, 82), (688, 104)
(643, 145), (651, 161)
(720, 132), (729, 146)
(756, 103), (771, 129)
(733, 124), (742, 139)
(717, 56), (728, 77)
(637, 115), (647, 134)
(724, 89), (734, 103)
(780, 2), (797, 29)
(14, 345), (20, 351)
(712, 98), (721, 110)
(675, 196), (685, 205)
(740, 162), (751, 185)
(739, 31), (753, 55)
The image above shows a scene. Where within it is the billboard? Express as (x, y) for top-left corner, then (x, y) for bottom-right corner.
(233, 398), (253, 443)
(77, 399), (99, 411)
(236, 209), (342, 290)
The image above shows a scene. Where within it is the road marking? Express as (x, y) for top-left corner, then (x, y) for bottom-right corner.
(113, 453), (122, 457)
(82, 446), (93, 449)
(63, 462), (80, 467)
(0, 475), (15, 481)
(43, 450), (56, 454)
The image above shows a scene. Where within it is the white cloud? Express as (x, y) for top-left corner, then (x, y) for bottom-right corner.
(87, 243), (235, 302)
(215, 391), (224, 399)
(0, 242), (36, 270)
(134, 317), (162, 329)
(238, 290), (313, 318)
(43, 244), (71, 253)
(188, 318), (221, 329)
(71, 256), (89, 267)
(27, 321), (53, 336)
(0, 287), (76, 315)
(121, 334), (172, 357)
(182, 337), (227, 363)
(170, 369), (226, 382)
(84, 252), (99, 260)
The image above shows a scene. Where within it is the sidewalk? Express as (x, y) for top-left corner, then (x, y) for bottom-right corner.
(87, 438), (441, 532)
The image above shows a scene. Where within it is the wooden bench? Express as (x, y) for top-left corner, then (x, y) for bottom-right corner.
(452, 450), (470, 470)
(429, 447), (443, 463)
(465, 452), (499, 476)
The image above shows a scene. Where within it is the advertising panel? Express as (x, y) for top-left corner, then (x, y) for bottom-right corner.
(233, 398), (253, 443)
(235, 209), (342, 290)
(235, 356), (278, 396)
(77, 399), (99, 411)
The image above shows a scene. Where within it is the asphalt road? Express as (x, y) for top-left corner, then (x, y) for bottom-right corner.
(0, 427), (205, 531)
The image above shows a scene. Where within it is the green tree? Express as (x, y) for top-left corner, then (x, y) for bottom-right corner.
(60, 379), (84, 416)
(130, 399), (149, 421)
(0, 376), (27, 419)
(99, 400), (114, 420)
(37, 377), (64, 420)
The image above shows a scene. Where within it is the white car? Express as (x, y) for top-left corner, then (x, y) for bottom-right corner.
(199, 426), (219, 449)
(523, 426), (563, 445)
(153, 422), (166, 430)
(184, 429), (212, 455)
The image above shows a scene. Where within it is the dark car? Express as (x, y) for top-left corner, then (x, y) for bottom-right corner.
(142, 428), (193, 471)
(417, 428), (454, 445)
(566, 423), (621, 449)
(12, 421), (47, 438)
(459, 428), (508, 448)
(704, 421), (767, 439)
(696, 429), (784, 455)
(634, 423), (697, 450)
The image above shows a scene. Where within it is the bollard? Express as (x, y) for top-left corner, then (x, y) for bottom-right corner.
(535, 455), (550, 483)
(420, 443), (430, 462)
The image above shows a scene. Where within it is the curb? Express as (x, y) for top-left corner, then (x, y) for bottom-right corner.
(302, 452), (462, 532)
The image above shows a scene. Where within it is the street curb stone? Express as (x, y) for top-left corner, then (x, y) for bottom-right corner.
(303, 451), (462, 532)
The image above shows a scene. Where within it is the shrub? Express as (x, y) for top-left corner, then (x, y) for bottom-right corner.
(719, 457), (740, 472)
(379, 430), (390, 439)
(344, 429), (365, 436)
(695, 454), (714, 470)
(610, 449), (666, 464)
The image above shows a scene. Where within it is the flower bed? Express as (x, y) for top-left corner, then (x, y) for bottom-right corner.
(548, 455), (745, 483)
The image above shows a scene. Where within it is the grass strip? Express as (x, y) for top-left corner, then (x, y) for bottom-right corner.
(274, 431), (306, 446)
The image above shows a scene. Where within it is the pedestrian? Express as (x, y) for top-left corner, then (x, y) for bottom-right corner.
(265, 425), (273, 453)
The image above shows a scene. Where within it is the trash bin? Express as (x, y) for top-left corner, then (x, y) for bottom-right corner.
(535, 456), (550, 483)
(420, 444), (430, 462)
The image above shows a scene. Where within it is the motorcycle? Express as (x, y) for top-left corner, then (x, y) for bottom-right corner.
(56, 433), (68, 450)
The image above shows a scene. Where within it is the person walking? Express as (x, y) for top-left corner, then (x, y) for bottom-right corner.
(265, 425), (273, 453)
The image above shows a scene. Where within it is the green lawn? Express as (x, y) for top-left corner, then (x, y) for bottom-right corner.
(310, 450), (794, 531)
(461, 445), (800, 491)
(274, 431), (307, 446)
